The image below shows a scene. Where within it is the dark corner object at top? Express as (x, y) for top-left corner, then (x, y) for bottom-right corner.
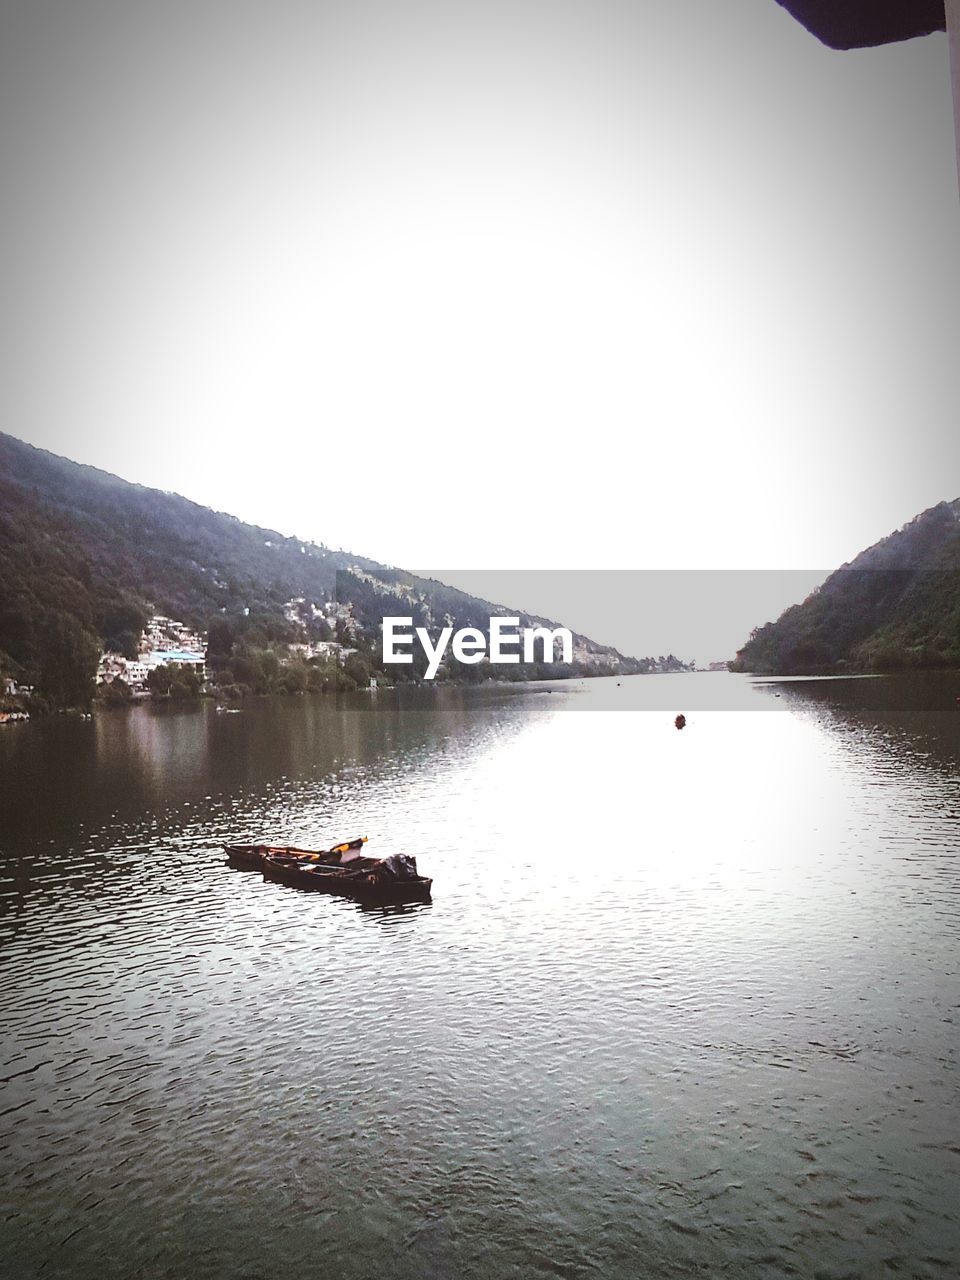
(775, 0), (945, 49)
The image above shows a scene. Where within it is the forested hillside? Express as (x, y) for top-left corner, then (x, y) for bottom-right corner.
(732, 500), (960, 675)
(0, 433), (659, 707)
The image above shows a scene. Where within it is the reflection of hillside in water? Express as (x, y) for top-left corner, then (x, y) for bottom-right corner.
(765, 672), (960, 777)
(0, 686), (544, 852)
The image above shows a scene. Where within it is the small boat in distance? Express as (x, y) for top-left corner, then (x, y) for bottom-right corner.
(223, 837), (432, 904)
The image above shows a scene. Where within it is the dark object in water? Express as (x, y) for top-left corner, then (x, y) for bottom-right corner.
(224, 836), (367, 872)
(262, 851), (432, 903)
(675, 714), (686, 730)
(224, 838), (432, 903)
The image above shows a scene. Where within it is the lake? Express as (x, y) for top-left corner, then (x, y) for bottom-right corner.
(2, 672), (959, 1279)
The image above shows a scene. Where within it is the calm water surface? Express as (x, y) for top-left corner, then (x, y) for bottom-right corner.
(1, 673), (959, 1279)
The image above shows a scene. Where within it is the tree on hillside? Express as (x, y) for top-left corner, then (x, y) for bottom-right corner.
(96, 594), (148, 658)
(147, 663), (202, 700)
(100, 676), (133, 705)
(206, 617), (234, 656)
(38, 613), (99, 710)
(344, 651), (372, 688)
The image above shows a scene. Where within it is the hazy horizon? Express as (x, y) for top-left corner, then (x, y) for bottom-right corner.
(4, 427), (956, 663)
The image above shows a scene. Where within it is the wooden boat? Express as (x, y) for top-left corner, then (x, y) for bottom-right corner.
(223, 837), (367, 871)
(224, 838), (432, 903)
(261, 851), (432, 904)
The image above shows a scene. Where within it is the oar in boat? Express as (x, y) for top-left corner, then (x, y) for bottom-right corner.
(293, 836), (369, 863)
(327, 836), (368, 855)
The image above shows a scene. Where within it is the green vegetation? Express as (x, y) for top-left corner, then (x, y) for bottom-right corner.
(38, 613), (100, 711)
(146, 663), (204, 700)
(0, 432), (387, 708)
(732, 500), (960, 675)
(0, 431), (673, 709)
(209, 654), (355, 701)
(99, 676), (133, 707)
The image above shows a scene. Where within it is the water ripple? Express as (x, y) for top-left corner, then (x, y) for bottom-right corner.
(1, 680), (959, 1277)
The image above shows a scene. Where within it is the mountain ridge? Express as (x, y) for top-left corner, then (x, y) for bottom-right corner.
(0, 432), (683, 707)
(731, 499), (960, 675)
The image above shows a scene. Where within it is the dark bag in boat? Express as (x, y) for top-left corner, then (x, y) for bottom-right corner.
(379, 854), (418, 881)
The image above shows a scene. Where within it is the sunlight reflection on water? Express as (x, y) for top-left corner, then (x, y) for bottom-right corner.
(1, 673), (959, 1278)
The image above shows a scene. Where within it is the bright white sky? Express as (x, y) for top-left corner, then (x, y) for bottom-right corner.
(1, 1), (958, 659)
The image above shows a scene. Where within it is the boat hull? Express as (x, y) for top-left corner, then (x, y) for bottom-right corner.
(224, 840), (432, 903)
(261, 856), (432, 904)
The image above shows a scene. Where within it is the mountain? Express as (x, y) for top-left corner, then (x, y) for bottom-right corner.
(0, 432), (674, 707)
(731, 499), (960, 675)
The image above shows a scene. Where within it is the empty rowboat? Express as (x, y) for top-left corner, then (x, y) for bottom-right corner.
(223, 838), (432, 903)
